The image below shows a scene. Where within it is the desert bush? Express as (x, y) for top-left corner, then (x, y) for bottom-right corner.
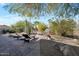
(34, 21), (47, 32)
(48, 18), (76, 36)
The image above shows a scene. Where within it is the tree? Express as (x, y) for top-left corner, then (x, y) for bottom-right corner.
(4, 3), (79, 18)
(3, 3), (79, 35)
(48, 3), (79, 18)
(10, 25), (17, 33)
(60, 19), (76, 36)
(10, 20), (33, 34)
(14, 21), (26, 32)
(48, 19), (60, 35)
(48, 18), (76, 36)
(34, 21), (47, 32)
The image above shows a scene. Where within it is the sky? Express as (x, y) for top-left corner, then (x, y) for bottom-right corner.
(0, 4), (24, 26)
(0, 3), (79, 26)
(0, 4), (52, 26)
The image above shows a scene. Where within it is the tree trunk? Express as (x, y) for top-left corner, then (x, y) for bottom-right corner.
(25, 18), (32, 35)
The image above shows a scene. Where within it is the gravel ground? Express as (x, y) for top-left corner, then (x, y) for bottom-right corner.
(40, 39), (79, 56)
(0, 34), (79, 56)
(0, 34), (40, 56)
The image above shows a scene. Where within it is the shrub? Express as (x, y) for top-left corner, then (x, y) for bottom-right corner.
(48, 18), (76, 36)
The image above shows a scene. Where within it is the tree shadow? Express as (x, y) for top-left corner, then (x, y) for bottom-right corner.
(62, 35), (79, 39)
(40, 39), (79, 56)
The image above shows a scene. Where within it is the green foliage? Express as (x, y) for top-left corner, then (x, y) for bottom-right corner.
(4, 3), (79, 18)
(34, 21), (40, 25)
(34, 21), (47, 32)
(48, 18), (76, 36)
(10, 25), (17, 32)
(10, 20), (33, 33)
(3, 3), (79, 35)
(60, 19), (76, 35)
(51, 3), (79, 18)
(15, 21), (26, 32)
